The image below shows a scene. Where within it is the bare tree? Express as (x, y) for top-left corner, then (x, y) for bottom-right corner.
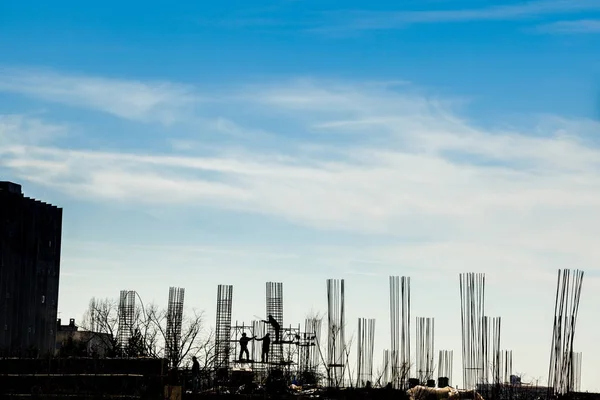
(80, 295), (214, 369)
(80, 297), (121, 357)
(194, 328), (216, 372)
(343, 333), (355, 388)
(132, 302), (161, 358)
(148, 307), (211, 368)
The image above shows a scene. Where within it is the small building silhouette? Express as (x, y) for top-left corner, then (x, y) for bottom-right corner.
(55, 318), (113, 357)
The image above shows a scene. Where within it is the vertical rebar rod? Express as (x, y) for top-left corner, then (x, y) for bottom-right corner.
(548, 269), (584, 395)
(491, 317), (501, 386)
(357, 318), (375, 387)
(459, 273), (485, 390)
(438, 350), (453, 386)
(327, 278), (345, 387)
(390, 276), (399, 387)
(416, 317), (434, 383)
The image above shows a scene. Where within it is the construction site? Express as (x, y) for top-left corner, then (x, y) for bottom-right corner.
(1, 269), (593, 400)
(198, 270), (588, 399)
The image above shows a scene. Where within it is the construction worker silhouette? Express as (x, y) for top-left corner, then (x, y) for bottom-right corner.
(263, 314), (280, 343)
(254, 333), (271, 362)
(239, 332), (251, 361)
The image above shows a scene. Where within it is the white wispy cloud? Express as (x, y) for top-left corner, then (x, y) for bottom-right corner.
(535, 18), (600, 33)
(312, 0), (600, 32)
(0, 67), (198, 124)
(0, 114), (67, 146)
(2, 79), (600, 249)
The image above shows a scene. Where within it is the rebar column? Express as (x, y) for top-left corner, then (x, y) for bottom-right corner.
(299, 317), (322, 374)
(357, 318), (375, 387)
(548, 269), (584, 395)
(266, 282), (283, 365)
(215, 285), (233, 369)
(166, 287), (185, 367)
(416, 317), (434, 384)
(491, 317), (501, 386)
(438, 350), (453, 387)
(117, 290), (136, 357)
(390, 276), (411, 388)
(327, 278), (345, 387)
(572, 352), (582, 392)
(459, 273), (485, 390)
(502, 350), (513, 384)
(383, 349), (390, 386)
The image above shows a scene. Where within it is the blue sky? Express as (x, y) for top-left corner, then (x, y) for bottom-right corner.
(1, 0), (600, 390)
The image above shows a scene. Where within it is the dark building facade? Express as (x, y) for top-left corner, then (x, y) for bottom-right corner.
(0, 181), (63, 356)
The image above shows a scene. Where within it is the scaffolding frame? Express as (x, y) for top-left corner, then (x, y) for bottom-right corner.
(228, 320), (301, 384)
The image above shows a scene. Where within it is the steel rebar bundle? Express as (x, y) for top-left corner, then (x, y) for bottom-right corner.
(548, 269), (584, 395)
(252, 320), (266, 366)
(572, 352), (582, 392)
(215, 284), (233, 369)
(383, 349), (391, 386)
(89, 298), (99, 332)
(327, 278), (345, 387)
(299, 317), (322, 373)
(389, 276), (411, 388)
(438, 350), (453, 386)
(166, 287), (185, 366)
(502, 350), (512, 384)
(117, 290), (136, 356)
(390, 277), (399, 386)
(416, 317), (435, 383)
(480, 316), (501, 385)
(481, 316), (489, 385)
(459, 273), (486, 390)
(491, 317), (501, 386)
(266, 282), (284, 364)
(357, 318), (376, 387)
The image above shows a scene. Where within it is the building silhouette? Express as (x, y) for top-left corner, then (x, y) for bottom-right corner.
(0, 181), (63, 356)
(55, 318), (113, 357)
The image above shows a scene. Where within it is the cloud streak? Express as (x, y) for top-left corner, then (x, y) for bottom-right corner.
(311, 0), (600, 32)
(0, 67), (199, 124)
(2, 79), (600, 249)
(535, 19), (600, 33)
(0, 114), (67, 146)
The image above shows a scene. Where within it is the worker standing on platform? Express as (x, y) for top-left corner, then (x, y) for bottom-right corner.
(191, 356), (200, 393)
(254, 332), (271, 362)
(263, 314), (281, 343)
(239, 332), (251, 361)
